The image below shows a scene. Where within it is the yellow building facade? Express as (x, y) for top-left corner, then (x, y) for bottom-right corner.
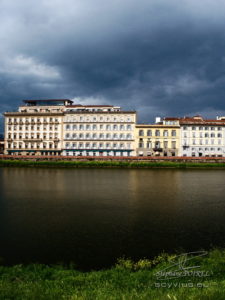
(135, 119), (180, 156)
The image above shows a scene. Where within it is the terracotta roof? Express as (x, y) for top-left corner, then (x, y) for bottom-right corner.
(66, 105), (83, 107)
(164, 116), (225, 125)
(164, 117), (180, 121)
(180, 118), (225, 125)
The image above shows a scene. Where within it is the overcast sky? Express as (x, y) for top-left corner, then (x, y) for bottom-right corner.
(1, 0), (225, 127)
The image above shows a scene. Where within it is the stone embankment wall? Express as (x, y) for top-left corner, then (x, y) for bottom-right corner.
(1, 155), (225, 163)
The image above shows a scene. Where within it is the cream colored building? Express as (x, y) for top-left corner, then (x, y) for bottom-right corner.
(135, 118), (180, 156)
(4, 100), (137, 157)
(63, 105), (136, 156)
(4, 99), (71, 155)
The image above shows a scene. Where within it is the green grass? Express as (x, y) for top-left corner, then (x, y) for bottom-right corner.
(0, 159), (225, 169)
(0, 249), (224, 299)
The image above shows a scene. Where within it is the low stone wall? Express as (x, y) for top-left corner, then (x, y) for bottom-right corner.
(1, 154), (225, 163)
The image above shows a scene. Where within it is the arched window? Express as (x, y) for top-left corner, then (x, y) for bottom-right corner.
(139, 130), (144, 136)
(155, 130), (160, 136)
(147, 130), (152, 136)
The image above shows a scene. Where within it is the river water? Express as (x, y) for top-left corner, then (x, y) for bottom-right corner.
(0, 167), (225, 270)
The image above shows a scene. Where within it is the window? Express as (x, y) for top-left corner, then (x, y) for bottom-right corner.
(139, 130), (144, 136)
(73, 125), (77, 130)
(147, 141), (151, 148)
(172, 141), (176, 149)
(164, 141), (168, 148)
(155, 130), (160, 136)
(155, 141), (161, 148)
(147, 130), (152, 136)
(66, 133), (70, 139)
(66, 125), (70, 130)
(163, 130), (168, 137)
(172, 130), (176, 137)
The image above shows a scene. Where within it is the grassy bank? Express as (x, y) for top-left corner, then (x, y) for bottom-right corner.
(0, 159), (225, 169)
(0, 249), (225, 299)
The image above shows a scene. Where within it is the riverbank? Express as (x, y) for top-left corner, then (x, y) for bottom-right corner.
(1, 159), (225, 168)
(0, 248), (224, 300)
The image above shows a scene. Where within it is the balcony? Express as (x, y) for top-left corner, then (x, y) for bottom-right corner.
(153, 148), (163, 152)
(23, 138), (43, 142)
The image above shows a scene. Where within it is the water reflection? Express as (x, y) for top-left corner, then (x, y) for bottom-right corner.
(0, 167), (225, 270)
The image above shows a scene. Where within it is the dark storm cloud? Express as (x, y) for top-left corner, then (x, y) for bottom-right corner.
(1, 0), (225, 128)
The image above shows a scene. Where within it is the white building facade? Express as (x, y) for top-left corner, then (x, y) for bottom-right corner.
(180, 116), (225, 157)
(62, 105), (136, 156)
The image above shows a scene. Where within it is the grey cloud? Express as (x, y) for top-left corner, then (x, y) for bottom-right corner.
(1, 0), (225, 133)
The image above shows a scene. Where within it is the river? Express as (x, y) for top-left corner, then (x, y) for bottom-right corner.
(0, 167), (225, 270)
